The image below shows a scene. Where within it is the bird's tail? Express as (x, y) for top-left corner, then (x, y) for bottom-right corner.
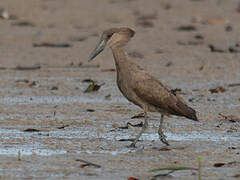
(176, 100), (198, 121)
(184, 106), (198, 121)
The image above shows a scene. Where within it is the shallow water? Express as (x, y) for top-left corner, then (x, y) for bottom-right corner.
(0, 95), (127, 105)
(0, 127), (239, 156)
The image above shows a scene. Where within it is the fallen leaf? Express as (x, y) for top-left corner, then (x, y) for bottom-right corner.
(213, 163), (225, 167)
(76, 159), (101, 168)
(206, 17), (229, 26)
(159, 147), (171, 151)
(128, 177), (139, 180)
(83, 79), (104, 93)
(209, 87), (226, 93)
(28, 81), (37, 87)
(84, 84), (101, 93)
(79, 164), (89, 168)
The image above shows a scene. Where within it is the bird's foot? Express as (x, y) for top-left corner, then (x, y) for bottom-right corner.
(158, 131), (170, 146)
(160, 136), (170, 146)
(127, 142), (136, 148)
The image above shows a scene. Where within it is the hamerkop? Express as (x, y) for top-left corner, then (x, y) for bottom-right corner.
(88, 27), (198, 147)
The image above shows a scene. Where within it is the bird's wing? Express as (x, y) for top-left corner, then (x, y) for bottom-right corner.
(132, 72), (197, 120)
(133, 73), (176, 111)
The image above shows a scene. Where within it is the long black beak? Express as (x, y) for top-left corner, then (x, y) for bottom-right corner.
(88, 38), (106, 62)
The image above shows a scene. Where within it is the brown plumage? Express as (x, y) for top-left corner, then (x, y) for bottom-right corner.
(89, 27), (198, 147)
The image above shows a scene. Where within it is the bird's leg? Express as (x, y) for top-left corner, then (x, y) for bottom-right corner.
(158, 114), (169, 146)
(129, 111), (148, 148)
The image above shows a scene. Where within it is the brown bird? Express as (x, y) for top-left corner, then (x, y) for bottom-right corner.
(88, 27), (198, 147)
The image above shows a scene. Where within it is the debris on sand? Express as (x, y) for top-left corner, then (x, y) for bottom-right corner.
(219, 113), (240, 123)
(14, 65), (41, 71)
(177, 25), (197, 31)
(33, 42), (72, 48)
(76, 159), (101, 168)
(83, 79), (104, 93)
(12, 21), (35, 27)
(118, 122), (143, 129)
(209, 87), (226, 93)
(23, 128), (41, 132)
(208, 44), (226, 53)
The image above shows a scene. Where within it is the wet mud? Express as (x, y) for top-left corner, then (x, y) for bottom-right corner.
(0, 0), (240, 179)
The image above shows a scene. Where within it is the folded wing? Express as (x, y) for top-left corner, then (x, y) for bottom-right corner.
(133, 73), (198, 121)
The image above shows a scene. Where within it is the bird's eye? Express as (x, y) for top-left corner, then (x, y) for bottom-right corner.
(107, 34), (112, 39)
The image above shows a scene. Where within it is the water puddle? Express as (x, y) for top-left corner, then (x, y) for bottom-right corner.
(141, 131), (240, 142)
(0, 96), (127, 105)
(0, 145), (67, 156)
(0, 128), (239, 156)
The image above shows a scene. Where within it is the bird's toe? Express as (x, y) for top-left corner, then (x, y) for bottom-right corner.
(160, 137), (170, 146)
(127, 142), (136, 148)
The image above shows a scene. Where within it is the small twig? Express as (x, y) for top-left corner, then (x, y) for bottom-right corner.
(47, 65), (100, 69)
(13, 65), (41, 71)
(151, 166), (197, 172)
(151, 170), (175, 179)
(151, 166), (197, 180)
(33, 42), (72, 48)
(118, 138), (140, 142)
(57, 124), (69, 129)
(228, 83), (240, 87)
(23, 128), (41, 132)
(118, 122), (143, 129)
(76, 159), (101, 168)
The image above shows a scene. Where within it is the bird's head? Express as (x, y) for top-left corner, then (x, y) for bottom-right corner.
(88, 27), (135, 62)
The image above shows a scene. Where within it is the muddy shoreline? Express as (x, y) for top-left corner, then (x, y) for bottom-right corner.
(0, 0), (240, 179)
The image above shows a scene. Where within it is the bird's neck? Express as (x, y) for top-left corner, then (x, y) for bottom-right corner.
(111, 46), (130, 72)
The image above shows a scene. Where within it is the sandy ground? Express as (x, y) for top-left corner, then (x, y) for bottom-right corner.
(0, 0), (240, 179)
